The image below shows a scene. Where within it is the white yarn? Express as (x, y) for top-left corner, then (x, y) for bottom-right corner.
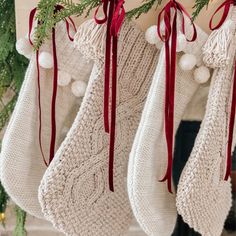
(176, 33), (187, 52)
(179, 53), (197, 71)
(58, 70), (72, 87)
(127, 20), (208, 236)
(0, 22), (93, 219)
(38, 19), (159, 236)
(194, 66), (211, 84)
(176, 29), (236, 236)
(203, 19), (236, 68)
(16, 38), (33, 59)
(71, 80), (87, 97)
(39, 52), (54, 69)
(145, 25), (159, 45)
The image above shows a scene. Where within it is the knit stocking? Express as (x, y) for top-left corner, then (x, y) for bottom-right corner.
(176, 11), (236, 236)
(0, 22), (93, 219)
(38, 20), (159, 236)
(127, 24), (208, 236)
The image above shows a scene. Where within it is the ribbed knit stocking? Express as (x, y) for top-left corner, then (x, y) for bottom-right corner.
(0, 22), (93, 219)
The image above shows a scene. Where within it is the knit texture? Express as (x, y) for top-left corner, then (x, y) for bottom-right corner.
(0, 22), (93, 219)
(38, 19), (159, 236)
(176, 10), (236, 236)
(127, 22), (208, 236)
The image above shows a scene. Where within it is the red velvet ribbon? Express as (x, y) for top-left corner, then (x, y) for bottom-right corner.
(157, 0), (197, 193)
(209, 0), (235, 30)
(209, 0), (236, 181)
(28, 6), (76, 166)
(94, 0), (125, 192)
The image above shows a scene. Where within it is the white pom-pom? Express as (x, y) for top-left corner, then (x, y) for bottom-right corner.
(176, 33), (187, 52)
(39, 52), (53, 69)
(16, 38), (33, 59)
(58, 70), (72, 87)
(145, 25), (159, 45)
(179, 54), (197, 71)
(71, 80), (87, 97)
(194, 66), (211, 84)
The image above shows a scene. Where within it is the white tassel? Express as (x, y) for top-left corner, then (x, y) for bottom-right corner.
(74, 19), (106, 60)
(202, 20), (235, 68)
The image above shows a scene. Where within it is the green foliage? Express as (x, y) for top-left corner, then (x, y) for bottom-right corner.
(34, 0), (214, 49)
(126, 0), (162, 20)
(0, 181), (9, 223)
(13, 206), (27, 236)
(192, 0), (210, 21)
(0, 0), (28, 129)
(34, 0), (101, 49)
(0, 0), (28, 232)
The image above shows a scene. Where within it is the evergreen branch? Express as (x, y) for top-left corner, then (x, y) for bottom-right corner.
(13, 206), (27, 236)
(126, 0), (162, 20)
(0, 95), (17, 132)
(192, 0), (210, 21)
(34, 0), (101, 49)
(0, 181), (9, 226)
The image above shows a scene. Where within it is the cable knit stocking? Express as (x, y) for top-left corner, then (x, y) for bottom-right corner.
(0, 22), (93, 219)
(127, 23), (208, 235)
(176, 12), (236, 236)
(38, 20), (159, 236)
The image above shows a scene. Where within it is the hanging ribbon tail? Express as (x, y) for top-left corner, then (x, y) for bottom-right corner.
(110, 0), (125, 36)
(36, 50), (48, 167)
(225, 61), (236, 180)
(49, 27), (58, 164)
(157, 0), (197, 194)
(93, 0), (125, 191)
(28, 6), (77, 166)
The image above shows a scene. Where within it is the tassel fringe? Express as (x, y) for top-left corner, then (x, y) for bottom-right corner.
(74, 19), (106, 61)
(203, 19), (235, 68)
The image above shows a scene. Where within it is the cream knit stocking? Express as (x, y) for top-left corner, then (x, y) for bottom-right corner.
(38, 20), (159, 236)
(0, 22), (93, 219)
(176, 12), (236, 236)
(127, 24), (208, 236)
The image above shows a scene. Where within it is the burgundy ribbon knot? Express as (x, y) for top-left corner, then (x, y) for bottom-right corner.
(209, 0), (236, 181)
(94, 0), (125, 192)
(157, 0), (197, 193)
(29, 6), (76, 166)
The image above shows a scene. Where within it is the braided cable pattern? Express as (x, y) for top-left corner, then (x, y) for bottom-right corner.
(38, 20), (159, 236)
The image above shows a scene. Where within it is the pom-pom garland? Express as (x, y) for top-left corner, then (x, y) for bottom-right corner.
(58, 70), (72, 87)
(145, 25), (159, 45)
(38, 52), (54, 69)
(179, 53), (197, 71)
(71, 80), (87, 97)
(193, 66), (211, 84)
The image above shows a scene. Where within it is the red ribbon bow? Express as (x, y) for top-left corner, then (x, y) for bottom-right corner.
(29, 6), (76, 166)
(209, 0), (236, 181)
(157, 0), (197, 193)
(94, 0), (125, 192)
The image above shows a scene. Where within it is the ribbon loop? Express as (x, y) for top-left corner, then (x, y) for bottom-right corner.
(94, 0), (109, 24)
(209, 0), (235, 30)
